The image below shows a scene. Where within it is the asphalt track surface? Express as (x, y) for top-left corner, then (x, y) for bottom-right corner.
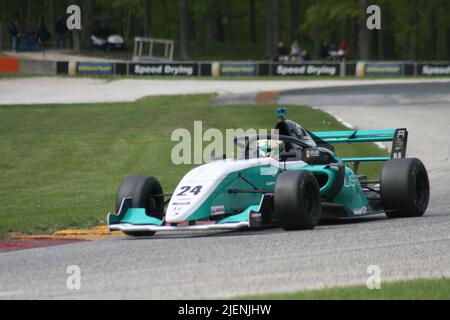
(1, 81), (449, 299)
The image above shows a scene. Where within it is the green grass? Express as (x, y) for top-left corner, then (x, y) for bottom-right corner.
(239, 278), (450, 300)
(0, 94), (387, 237)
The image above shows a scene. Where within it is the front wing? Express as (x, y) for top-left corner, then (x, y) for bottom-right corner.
(108, 198), (268, 233)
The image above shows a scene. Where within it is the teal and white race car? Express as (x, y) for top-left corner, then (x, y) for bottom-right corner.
(108, 108), (430, 236)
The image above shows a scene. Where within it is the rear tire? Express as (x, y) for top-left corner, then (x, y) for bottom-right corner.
(381, 158), (429, 218)
(274, 170), (321, 230)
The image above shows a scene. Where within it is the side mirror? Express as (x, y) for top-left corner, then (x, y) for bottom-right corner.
(279, 151), (297, 162)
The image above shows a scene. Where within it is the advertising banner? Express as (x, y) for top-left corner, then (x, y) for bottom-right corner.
(419, 63), (450, 76)
(56, 61), (69, 74)
(215, 63), (257, 76)
(258, 63), (271, 76)
(272, 63), (340, 76)
(130, 63), (198, 76)
(114, 63), (127, 75)
(200, 63), (212, 76)
(357, 62), (402, 76)
(77, 62), (113, 75)
(68, 62), (77, 76)
(0, 57), (19, 73)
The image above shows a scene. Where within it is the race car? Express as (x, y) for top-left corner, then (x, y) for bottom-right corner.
(108, 108), (430, 236)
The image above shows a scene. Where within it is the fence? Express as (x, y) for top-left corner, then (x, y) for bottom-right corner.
(1, 57), (450, 77)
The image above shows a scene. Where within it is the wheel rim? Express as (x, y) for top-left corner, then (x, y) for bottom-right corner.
(303, 182), (317, 220)
(414, 171), (428, 210)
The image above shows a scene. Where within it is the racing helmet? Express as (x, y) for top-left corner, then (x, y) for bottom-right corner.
(256, 139), (286, 159)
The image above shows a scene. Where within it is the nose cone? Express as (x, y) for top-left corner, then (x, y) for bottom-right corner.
(165, 161), (231, 223)
(166, 158), (276, 223)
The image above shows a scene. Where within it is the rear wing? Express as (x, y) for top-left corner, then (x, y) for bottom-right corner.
(311, 128), (408, 163)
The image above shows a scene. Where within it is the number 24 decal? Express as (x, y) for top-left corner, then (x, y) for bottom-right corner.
(177, 185), (203, 196)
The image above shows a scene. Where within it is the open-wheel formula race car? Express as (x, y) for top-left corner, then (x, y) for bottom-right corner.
(108, 108), (430, 236)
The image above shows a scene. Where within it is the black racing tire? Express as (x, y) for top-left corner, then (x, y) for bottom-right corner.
(116, 175), (165, 219)
(274, 170), (322, 230)
(381, 158), (430, 218)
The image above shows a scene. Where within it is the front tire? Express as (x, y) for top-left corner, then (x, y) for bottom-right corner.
(274, 170), (322, 230)
(381, 158), (430, 218)
(116, 175), (165, 218)
(116, 176), (165, 237)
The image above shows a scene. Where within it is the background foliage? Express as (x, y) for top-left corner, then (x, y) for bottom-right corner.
(0, 0), (449, 60)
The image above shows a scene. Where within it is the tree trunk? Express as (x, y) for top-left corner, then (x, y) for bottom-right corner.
(73, 31), (81, 53)
(81, 0), (93, 49)
(266, 0), (280, 58)
(27, 0), (33, 28)
(358, 0), (369, 59)
(265, 0), (272, 57)
(126, 8), (133, 39)
(71, 0), (81, 53)
(377, 29), (383, 60)
(162, 0), (169, 37)
(0, 0), (5, 51)
(249, 0), (256, 43)
(48, 0), (55, 46)
(143, 0), (151, 37)
(226, 0), (233, 44)
(206, 2), (214, 53)
(272, 0), (280, 47)
(290, 0), (300, 41)
(179, 0), (189, 59)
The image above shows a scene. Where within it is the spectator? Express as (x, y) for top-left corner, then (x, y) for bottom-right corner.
(289, 40), (301, 61)
(55, 17), (67, 49)
(21, 25), (39, 51)
(319, 41), (329, 59)
(338, 38), (349, 60)
(37, 21), (52, 48)
(328, 43), (339, 60)
(301, 49), (310, 61)
(274, 41), (289, 62)
(9, 20), (20, 51)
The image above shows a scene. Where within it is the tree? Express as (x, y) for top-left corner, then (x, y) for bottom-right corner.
(249, 0), (256, 43)
(266, 0), (280, 58)
(205, 1), (215, 52)
(26, 0), (32, 27)
(225, 0), (233, 44)
(126, 7), (134, 39)
(179, 0), (189, 59)
(48, 0), (55, 43)
(143, 0), (151, 37)
(357, 0), (369, 59)
(0, 0), (5, 51)
(81, 0), (94, 49)
(71, 0), (81, 53)
(290, 0), (300, 41)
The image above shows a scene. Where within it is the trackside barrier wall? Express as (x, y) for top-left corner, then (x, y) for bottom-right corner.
(7, 59), (450, 77)
(19, 59), (56, 74)
(0, 56), (19, 73)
